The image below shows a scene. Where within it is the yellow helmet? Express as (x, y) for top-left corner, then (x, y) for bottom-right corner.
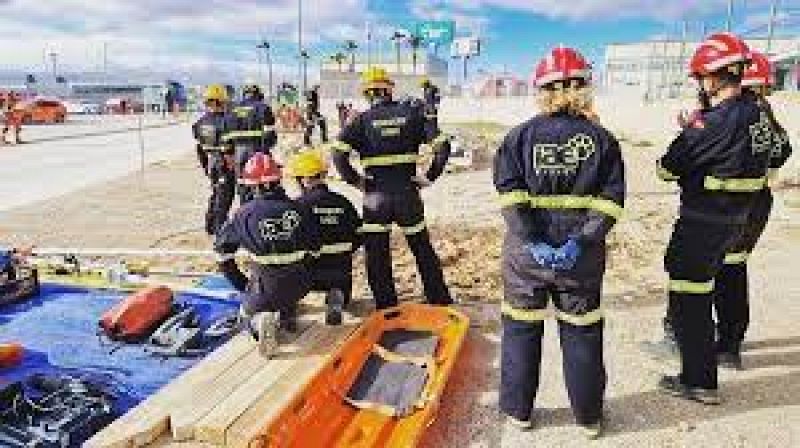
(286, 149), (327, 178)
(204, 84), (228, 103)
(420, 77), (431, 87)
(361, 66), (394, 93)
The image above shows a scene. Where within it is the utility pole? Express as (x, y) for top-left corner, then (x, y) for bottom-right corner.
(391, 31), (405, 74)
(298, 0), (305, 93)
(49, 52), (58, 79)
(726, 0), (734, 32)
(257, 41), (273, 98)
(766, 0), (778, 54)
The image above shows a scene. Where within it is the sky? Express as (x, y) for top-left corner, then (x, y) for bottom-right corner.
(0, 0), (793, 84)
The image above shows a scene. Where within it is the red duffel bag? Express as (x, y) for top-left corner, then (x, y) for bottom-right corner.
(99, 286), (174, 342)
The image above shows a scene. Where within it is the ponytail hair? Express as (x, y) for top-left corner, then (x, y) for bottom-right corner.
(536, 84), (598, 123)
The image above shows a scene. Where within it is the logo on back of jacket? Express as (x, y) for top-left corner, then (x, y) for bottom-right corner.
(532, 134), (596, 175)
(259, 210), (301, 241)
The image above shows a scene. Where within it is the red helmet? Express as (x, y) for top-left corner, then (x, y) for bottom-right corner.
(533, 46), (591, 88)
(742, 51), (774, 87)
(241, 153), (282, 185)
(689, 32), (751, 78)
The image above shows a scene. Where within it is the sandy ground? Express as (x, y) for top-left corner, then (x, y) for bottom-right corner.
(2, 100), (800, 447)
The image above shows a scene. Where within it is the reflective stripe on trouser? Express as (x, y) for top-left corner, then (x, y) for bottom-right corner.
(500, 288), (605, 425)
(664, 215), (744, 389)
(206, 156), (235, 236)
(714, 189), (772, 355)
(363, 188), (451, 309)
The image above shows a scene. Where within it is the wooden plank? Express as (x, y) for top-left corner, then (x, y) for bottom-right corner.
(226, 324), (357, 448)
(169, 323), (325, 441)
(84, 333), (256, 448)
(193, 324), (353, 445)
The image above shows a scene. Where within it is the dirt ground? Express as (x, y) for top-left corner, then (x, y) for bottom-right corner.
(3, 120), (800, 447)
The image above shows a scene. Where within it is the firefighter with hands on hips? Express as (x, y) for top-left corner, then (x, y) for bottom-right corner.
(330, 66), (453, 310)
(652, 49), (794, 370)
(223, 83), (278, 202)
(287, 149), (362, 325)
(193, 84), (236, 236)
(303, 84), (328, 146)
(653, 33), (771, 404)
(493, 46), (625, 438)
(214, 153), (322, 358)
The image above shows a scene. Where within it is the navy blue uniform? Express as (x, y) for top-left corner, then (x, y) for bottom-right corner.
(214, 189), (321, 318)
(303, 89), (328, 145)
(712, 92), (793, 357)
(657, 94), (770, 389)
(296, 185), (362, 305)
(331, 99), (452, 309)
(223, 98), (277, 201)
(193, 111), (235, 235)
(494, 112), (625, 425)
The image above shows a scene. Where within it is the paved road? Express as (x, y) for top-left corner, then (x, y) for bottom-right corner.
(0, 116), (194, 212)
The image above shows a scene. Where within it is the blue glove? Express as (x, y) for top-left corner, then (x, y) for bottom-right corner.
(553, 238), (582, 271)
(524, 242), (558, 268)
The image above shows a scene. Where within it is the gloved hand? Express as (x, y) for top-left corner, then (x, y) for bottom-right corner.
(523, 242), (558, 268)
(553, 238), (582, 271)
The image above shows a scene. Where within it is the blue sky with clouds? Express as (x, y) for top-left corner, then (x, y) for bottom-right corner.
(0, 0), (791, 82)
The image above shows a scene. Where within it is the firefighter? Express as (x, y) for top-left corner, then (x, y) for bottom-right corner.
(214, 153), (322, 357)
(712, 51), (793, 369)
(303, 84), (328, 145)
(1, 93), (24, 145)
(223, 83), (277, 202)
(192, 84), (236, 236)
(655, 33), (770, 403)
(494, 46), (625, 438)
(420, 77), (441, 127)
(287, 149), (362, 325)
(330, 66), (453, 310)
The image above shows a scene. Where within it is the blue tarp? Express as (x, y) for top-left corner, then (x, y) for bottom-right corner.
(0, 283), (239, 414)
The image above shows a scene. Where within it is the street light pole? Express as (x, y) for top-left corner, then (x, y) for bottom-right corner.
(298, 0), (305, 92)
(257, 41), (273, 98)
(49, 52), (58, 79)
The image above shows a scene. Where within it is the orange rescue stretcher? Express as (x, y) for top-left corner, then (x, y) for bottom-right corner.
(253, 303), (469, 448)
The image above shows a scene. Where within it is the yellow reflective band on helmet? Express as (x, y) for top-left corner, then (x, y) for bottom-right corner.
(359, 223), (391, 233)
(329, 141), (352, 153)
(317, 242), (354, 256)
(556, 309), (604, 326)
(361, 153), (419, 167)
(400, 221), (427, 236)
(724, 252), (749, 265)
(499, 191), (531, 207)
(501, 302), (548, 323)
(669, 279), (715, 294)
(704, 176), (767, 192)
(249, 251), (308, 265)
(222, 130), (266, 142)
(657, 163), (680, 182)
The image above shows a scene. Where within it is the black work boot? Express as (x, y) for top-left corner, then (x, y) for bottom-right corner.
(658, 375), (720, 405)
(326, 289), (344, 326)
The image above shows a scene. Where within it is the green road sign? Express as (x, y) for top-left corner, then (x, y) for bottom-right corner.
(416, 21), (455, 46)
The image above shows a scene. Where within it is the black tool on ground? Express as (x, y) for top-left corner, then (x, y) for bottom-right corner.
(0, 249), (40, 306)
(0, 374), (115, 448)
(144, 305), (205, 359)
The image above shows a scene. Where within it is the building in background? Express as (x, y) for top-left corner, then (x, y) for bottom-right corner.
(604, 36), (800, 97)
(469, 72), (528, 97)
(319, 53), (448, 99)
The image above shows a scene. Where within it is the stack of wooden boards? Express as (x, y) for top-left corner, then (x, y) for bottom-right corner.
(84, 320), (358, 448)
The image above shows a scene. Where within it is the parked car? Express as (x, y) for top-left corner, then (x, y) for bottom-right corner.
(20, 98), (67, 124)
(65, 100), (102, 115)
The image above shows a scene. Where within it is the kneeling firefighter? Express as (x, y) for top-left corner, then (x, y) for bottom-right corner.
(494, 46), (625, 438)
(193, 84), (235, 235)
(214, 153), (322, 357)
(655, 33), (770, 403)
(330, 66), (453, 310)
(223, 83), (277, 202)
(287, 149), (362, 325)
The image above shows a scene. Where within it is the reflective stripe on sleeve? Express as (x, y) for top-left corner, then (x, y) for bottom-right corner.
(263, 125), (276, 132)
(318, 242), (354, 255)
(201, 145), (228, 152)
(400, 221), (427, 236)
(359, 223), (391, 233)
(556, 309), (604, 326)
(704, 176), (767, 192)
(216, 253), (236, 262)
(222, 130), (266, 141)
(724, 252), (749, 265)
(501, 302), (548, 322)
(657, 163), (680, 182)
(329, 141), (352, 153)
(669, 279), (715, 294)
(360, 153), (419, 167)
(249, 251), (308, 265)
(430, 134), (450, 148)
(499, 191), (532, 207)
